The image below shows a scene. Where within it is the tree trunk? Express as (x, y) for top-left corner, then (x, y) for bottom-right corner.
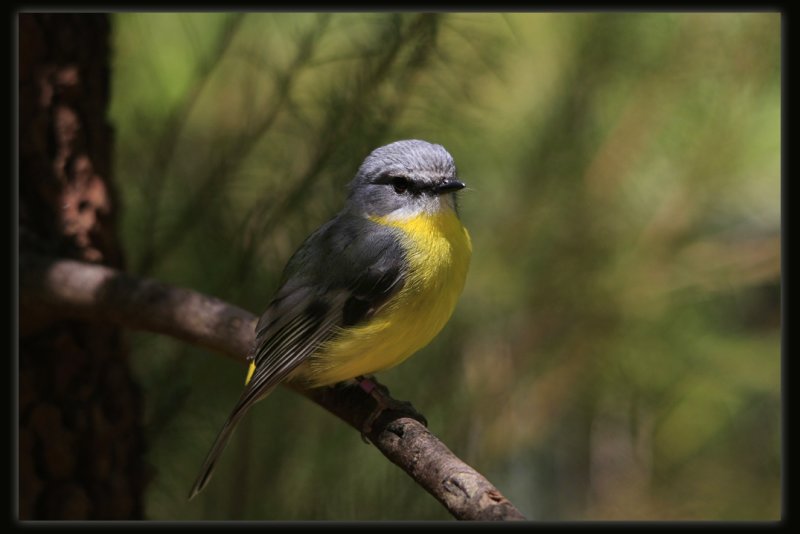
(18, 13), (146, 519)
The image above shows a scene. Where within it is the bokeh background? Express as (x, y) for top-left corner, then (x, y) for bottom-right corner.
(108, 12), (781, 520)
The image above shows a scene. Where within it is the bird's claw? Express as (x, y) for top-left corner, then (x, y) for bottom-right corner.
(355, 376), (428, 444)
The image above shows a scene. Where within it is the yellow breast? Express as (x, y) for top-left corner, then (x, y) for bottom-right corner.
(302, 208), (472, 387)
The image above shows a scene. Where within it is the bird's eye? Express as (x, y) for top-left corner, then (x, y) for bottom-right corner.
(391, 177), (409, 194)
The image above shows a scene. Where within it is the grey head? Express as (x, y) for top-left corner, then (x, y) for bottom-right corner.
(345, 139), (465, 220)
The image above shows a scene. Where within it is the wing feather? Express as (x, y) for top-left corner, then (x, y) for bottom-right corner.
(189, 214), (407, 498)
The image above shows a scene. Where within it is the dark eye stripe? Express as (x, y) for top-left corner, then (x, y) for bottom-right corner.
(371, 173), (430, 195)
(392, 177), (410, 194)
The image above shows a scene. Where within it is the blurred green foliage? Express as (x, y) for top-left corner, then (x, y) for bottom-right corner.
(108, 12), (780, 520)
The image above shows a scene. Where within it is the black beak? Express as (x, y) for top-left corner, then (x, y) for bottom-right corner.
(435, 179), (466, 194)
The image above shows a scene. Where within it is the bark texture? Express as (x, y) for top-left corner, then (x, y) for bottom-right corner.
(18, 13), (146, 519)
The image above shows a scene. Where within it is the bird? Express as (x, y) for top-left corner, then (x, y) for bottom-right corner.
(188, 139), (472, 499)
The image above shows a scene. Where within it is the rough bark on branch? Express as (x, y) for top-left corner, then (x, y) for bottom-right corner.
(19, 254), (526, 521)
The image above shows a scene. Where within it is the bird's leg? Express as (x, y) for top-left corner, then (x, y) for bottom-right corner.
(356, 376), (383, 442)
(355, 375), (428, 443)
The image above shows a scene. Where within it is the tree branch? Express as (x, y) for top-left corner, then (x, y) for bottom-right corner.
(19, 254), (526, 521)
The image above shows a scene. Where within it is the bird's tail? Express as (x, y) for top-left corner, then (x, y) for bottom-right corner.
(187, 411), (244, 500)
(188, 386), (275, 500)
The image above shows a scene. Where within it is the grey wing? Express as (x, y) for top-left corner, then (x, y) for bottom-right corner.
(246, 213), (407, 398)
(189, 214), (407, 498)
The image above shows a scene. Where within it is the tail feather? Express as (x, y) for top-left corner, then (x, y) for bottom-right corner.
(188, 412), (243, 500)
(189, 384), (280, 500)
